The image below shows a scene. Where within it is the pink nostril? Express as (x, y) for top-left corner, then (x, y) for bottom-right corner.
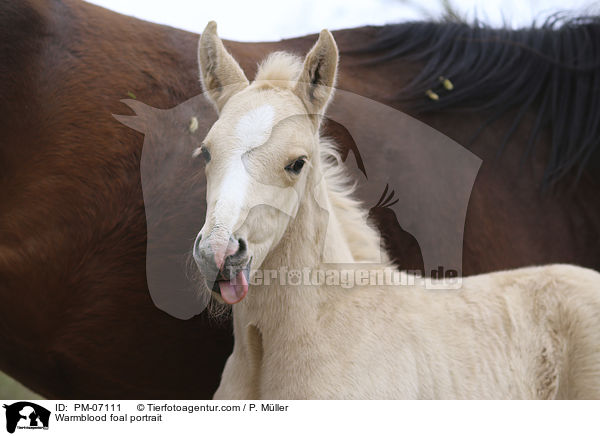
(224, 239), (240, 258)
(209, 237), (240, 270)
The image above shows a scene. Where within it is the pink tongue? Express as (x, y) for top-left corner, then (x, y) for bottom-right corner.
(218, 270), (249, 304)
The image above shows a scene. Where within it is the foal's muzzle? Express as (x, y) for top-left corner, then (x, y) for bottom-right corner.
(193, 232), (251, 304)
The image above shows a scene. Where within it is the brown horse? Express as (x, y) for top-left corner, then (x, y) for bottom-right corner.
(0, 0), (598, 398)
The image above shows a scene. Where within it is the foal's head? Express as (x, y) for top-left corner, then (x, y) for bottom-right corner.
(193, 22), (338, 304)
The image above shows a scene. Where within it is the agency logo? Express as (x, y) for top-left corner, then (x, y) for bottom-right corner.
(2, 402), (50, 433)
(114, 87), (481, 319)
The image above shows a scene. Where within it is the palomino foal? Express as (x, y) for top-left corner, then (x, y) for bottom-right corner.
(193, 22), (600, 399)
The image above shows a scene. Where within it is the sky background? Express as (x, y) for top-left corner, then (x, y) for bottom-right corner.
(85, 0), (599, 41)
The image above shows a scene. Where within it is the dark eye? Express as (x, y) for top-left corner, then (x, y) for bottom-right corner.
(194, 144), (211, 163)
(285, 157), (306, 175)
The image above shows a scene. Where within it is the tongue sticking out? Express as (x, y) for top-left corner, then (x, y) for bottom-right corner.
(218, 270), (249, 304)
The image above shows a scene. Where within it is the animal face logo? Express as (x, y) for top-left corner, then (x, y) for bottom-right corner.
(2, 402), (50, 433)
(112, 23), (481, 317)
(114, 84), (481, 319)
(114, 24), (480, 317)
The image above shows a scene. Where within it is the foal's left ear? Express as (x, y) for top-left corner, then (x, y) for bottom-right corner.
(294, 30), (339, 123)
(198, 21), (249, 112)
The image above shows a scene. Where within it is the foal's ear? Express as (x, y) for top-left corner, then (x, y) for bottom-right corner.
(198, 21), (249, 112)
(294, 30), (339, 122)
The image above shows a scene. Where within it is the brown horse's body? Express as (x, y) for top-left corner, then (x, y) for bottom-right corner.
(0, 0), (598, 398)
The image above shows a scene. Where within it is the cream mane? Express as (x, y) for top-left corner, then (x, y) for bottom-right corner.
(254, 52), (303, 86)
(318, 139), (384, 263)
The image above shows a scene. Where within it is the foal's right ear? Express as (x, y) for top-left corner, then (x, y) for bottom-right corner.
(198, 21), (249, 112)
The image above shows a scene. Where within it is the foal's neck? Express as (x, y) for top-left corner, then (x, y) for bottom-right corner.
(239, 143), (385, 327)
(263, 159), (355, 271)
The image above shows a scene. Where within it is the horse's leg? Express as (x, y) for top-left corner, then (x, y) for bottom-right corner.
(212, 354), (250, 399)
(213, 324), (262, 400)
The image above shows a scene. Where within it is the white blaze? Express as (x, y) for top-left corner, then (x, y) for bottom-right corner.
(212, 105), (275, 234)
(235, 104), (275, 151)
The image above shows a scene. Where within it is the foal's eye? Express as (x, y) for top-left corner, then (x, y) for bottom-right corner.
(285, 157), (306, 175)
